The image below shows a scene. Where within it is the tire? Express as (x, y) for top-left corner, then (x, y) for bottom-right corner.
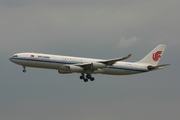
(84, 78), (88, 82)
(90, 77), (95, 81)
(80, 76), (84, 79)
(86, 74), (91, 79)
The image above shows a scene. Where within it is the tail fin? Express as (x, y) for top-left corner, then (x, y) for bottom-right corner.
(137, 44), (166, 65)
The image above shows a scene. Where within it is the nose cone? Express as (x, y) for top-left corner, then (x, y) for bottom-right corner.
(9, 55), (20, 65)
(9, 56), (15, 62)
(9, 56), (12, 61)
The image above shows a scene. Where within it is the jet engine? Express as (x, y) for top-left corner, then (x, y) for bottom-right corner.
(92, 62), (107, 69)
(69, 65), (84, 72)
(58, 70), (72, 74)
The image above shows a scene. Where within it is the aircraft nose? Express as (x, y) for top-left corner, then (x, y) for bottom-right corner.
(9, 56), (13, 61)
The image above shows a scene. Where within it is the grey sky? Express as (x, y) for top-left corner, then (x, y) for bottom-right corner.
(0, 0), (180, 120)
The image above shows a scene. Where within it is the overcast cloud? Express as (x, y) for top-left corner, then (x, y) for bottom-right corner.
(0, 0), (180, 120)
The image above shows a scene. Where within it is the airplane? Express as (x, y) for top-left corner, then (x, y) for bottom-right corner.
(9, 44), (169, 82)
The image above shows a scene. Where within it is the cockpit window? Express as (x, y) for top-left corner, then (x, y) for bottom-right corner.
(13, 55), (18, 57)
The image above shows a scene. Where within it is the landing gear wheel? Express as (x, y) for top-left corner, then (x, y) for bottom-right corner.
(23, 69), (26, 73)
(90, 77), (95, 81)
(80, 76), (84, 79)
(22, 66), (26, 73)
(84, 78), (88, 82)
(86, 74), (92, 79)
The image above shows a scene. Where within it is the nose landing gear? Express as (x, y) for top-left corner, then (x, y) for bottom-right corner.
(22, 66), (26, 73)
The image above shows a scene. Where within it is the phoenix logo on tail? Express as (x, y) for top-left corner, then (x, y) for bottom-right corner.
(152, 51), (162, 61)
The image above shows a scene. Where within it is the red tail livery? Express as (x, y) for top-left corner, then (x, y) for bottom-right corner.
(152, 51), (162, 62)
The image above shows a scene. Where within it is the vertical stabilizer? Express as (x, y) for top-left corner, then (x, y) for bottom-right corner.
(137, 44), (166, 65)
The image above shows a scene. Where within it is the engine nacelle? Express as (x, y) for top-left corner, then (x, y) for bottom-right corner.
(92, 62), (107, 69)
(69, 65), (84, 72)
(58, 70), (72, 74)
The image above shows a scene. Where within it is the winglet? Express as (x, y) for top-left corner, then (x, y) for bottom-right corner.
(125, 53), (132, 59)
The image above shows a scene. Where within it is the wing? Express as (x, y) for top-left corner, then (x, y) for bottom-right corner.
(76, 53), (132, 68)
(59, 54), (132, 72)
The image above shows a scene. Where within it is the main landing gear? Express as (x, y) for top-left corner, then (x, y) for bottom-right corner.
(80, 73), (95, 82)
(22, 66), (26, 73)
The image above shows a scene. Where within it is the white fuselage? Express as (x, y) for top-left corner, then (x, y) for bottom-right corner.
(9, 53), (150, 75)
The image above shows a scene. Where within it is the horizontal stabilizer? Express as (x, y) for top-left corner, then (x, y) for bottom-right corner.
(147, 64), (170, 70)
